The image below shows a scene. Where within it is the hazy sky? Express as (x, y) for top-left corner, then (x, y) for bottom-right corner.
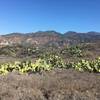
(0, 0), (100, 34)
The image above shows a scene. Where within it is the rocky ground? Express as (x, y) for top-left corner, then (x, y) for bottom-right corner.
(0, 68), (100, 100)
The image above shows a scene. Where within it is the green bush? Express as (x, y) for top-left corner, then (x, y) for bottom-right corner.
(0, 54), (65, 75)
(40, 53), (65, 68)
(62, 46), (83, 57)
(0, 56), (100, 75)
(68, 58), (100, 72)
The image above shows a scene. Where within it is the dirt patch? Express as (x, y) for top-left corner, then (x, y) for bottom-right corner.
(0, 69), (99, 100)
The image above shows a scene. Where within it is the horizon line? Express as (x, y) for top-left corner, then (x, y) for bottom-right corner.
(0, 30), (100, 35)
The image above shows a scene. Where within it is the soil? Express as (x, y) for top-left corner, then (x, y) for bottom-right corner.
(0, 68), (100, 100)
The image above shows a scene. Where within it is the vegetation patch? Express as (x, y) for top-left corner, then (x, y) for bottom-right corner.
(0, 53), (100, 75)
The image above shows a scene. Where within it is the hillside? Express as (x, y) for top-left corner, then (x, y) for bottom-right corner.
(0, 31), (100, 47)
(0, 31), (100, 100)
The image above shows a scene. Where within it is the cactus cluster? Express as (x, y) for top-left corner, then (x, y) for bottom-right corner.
(0, 55), (100, 75)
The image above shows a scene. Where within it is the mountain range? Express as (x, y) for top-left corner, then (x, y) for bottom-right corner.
(0, 31), (100, 47)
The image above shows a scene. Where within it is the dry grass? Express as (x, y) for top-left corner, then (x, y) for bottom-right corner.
(0, 69), (99, 100)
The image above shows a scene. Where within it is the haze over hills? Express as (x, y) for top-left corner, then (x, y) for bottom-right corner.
(0, 31), (100, 47)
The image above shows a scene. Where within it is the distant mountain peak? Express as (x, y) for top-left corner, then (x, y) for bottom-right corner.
(87, 31), (100, 35)
(64, 31), (77, 35)
(2, 33), (24, 37)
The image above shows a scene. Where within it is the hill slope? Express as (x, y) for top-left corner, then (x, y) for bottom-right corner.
(0, 31), (100, 47)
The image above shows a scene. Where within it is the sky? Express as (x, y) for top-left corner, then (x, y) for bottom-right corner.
(0, 0), (100, 34)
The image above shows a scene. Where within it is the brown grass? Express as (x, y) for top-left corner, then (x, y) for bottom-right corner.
(0, 69), (99, 100)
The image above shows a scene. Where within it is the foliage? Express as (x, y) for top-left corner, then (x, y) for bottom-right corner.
(0, 46), (17, 57)
(92, 57), (100, 72)
(72, 60), (93, 72)
(0, 45), (42, 58)
(67, 58), (100, 72)
(40, 52), (65, 68)
(62, 46), (83, 57)
(0, 54), (65, 75)
(0, 55), (100, 75)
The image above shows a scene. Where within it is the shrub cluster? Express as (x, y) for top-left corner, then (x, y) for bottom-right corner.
(0, 54), (65, 75)
(61, 46), (83, 57)
(67, 57), (100, 72)
(0, 54), (100, 75)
